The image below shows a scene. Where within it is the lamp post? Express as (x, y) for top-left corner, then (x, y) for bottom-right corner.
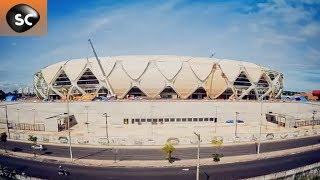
(266, 106), (269, 130)
(215, 106), (218, 133)
(66, 92), (73, 161)
(257, 100), (263, 154)
(17, 108), (20, 129)
(193, 132), (201, 180)
(5, 105), (10, 138)
(85, 106), (89, 136)
(102, 113), (110, 146)
(312, 110), (317, 129)
(235, 112), (239, 137)
(32, 108), (36, 125)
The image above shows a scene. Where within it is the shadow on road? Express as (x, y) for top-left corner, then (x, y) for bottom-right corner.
(44, 151), (53, 155)
(168, 157), (181, 163)
(12, 148), (23, 152)
(74, 149), (110, 161)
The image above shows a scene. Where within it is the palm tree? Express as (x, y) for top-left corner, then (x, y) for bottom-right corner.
(211, 136), (223, 162)
(27, 135), (37, 157)
(0, 132), (7, 153)
(162, 143), (175, 163)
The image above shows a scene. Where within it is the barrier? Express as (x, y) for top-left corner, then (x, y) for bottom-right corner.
(244, 162), (320, 180)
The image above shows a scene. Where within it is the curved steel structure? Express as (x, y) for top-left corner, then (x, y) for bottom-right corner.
(33, 55), (284, 100)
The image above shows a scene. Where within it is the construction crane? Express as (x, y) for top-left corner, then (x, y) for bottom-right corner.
(88, 39), (114, 97)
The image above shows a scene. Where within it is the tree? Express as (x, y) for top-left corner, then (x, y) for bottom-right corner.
(162, 143), (175, 163)
(211, 136), (223, 162)
(0, 90), (5, 100)
(27, 135), (37, 157)
(0, 165), (18, 180)
(0, 132), (8, 153)
(13, 90), (18, 95)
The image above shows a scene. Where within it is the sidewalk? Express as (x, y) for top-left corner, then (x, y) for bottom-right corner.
(7, 134), (320, 149)
(1, 143), (319, 168)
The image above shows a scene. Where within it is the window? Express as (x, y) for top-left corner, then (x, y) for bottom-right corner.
(147, 119), (152, 122)
(176, 118), (181, 122)
(199, 118), (203, 121)
(204, 118), (208, 121)
(209, 118), (214, 121)
(152, 119), (157, 123)
(193, 118), (198, 122)
(188, 118), (192, 122)
(182, 118), (186, 122)
(131, 119), (134, 124)
(170, 118), (175, 122)
(124, 119), (129, 125)
(135, 119), (140, 123)
(141, 119), (146, 122)
(159, 119), (163, 122)
(165, 118), (169, 122)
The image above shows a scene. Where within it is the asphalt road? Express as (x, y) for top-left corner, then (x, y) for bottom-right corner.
(0, 149), (319, 179)
(1, 135), (319, 160)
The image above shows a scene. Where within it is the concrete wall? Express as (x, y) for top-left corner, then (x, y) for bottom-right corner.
(1, 101), (320, 145)
(246, 161), (320, 180)
(2, 101), (320, 126)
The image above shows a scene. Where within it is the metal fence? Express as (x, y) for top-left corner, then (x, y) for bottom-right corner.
(9, 123), (45, 131)
(294, 119), (320, 128)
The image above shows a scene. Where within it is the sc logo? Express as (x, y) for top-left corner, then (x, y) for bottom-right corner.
(6, 4), (40, 33)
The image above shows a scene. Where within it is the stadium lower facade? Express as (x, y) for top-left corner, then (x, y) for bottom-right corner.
(33, 55), (284, 100)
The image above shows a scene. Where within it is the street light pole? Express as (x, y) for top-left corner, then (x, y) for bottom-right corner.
(17, 108), (20, 129)
(85, 106), (89, 135)
(103, 113), (110, 146)
(5, 106), (10, 138)
(312, 110), (317, 129)
(32, 108), (36, 125)
(235, 112), (239, 137)
(215, 106), (218, 133)
(193, 132), (200, 180)
(66, 93), (73, 161)
(257, 100), (263, 154)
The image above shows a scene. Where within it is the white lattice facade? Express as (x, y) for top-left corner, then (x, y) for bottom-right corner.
(33, 55), (284, 100)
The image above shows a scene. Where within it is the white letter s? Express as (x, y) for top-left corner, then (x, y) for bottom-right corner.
(15, 14), (24, 26)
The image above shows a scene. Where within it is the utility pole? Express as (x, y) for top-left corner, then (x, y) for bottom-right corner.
(266, 106), (269, 130)
(193, 132), (200, 180)
(85, 106), (89, 136)
(17, 108), (20, 127)
(102, 113), (110, 146)
(235, 112), (239, 137)
(257, 101), (263, 154)
(113, 148), (118, 163)
(312, 110), (317, 129)
(5, 106), (10, 138)
(215, 106), (218, 133)
(32, 108), (36, 126)
(66, 93), (73, 161)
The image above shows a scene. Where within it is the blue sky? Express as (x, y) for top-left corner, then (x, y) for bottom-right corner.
(0, 0), (319, 92)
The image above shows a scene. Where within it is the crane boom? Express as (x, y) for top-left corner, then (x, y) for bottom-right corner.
(88, 39), (113, 96)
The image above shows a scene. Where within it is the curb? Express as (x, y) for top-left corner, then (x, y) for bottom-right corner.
(1, 144), (320, 168)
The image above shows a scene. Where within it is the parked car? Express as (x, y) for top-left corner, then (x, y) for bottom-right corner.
(237, 120), (245, 123)
(226, 120), (245, 124)
(226, 120), (234, 124)
(31, 144), (45, 151)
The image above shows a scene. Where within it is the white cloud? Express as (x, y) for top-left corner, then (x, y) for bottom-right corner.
(0, 0), (319, 92)
(301, 23), (320, 37)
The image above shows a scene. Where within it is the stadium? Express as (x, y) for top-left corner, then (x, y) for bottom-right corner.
(1, 55), (320, 146)
(33, 55), (284, 101)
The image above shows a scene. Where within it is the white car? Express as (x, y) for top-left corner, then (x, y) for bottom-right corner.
(31, 144), (44, 151)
